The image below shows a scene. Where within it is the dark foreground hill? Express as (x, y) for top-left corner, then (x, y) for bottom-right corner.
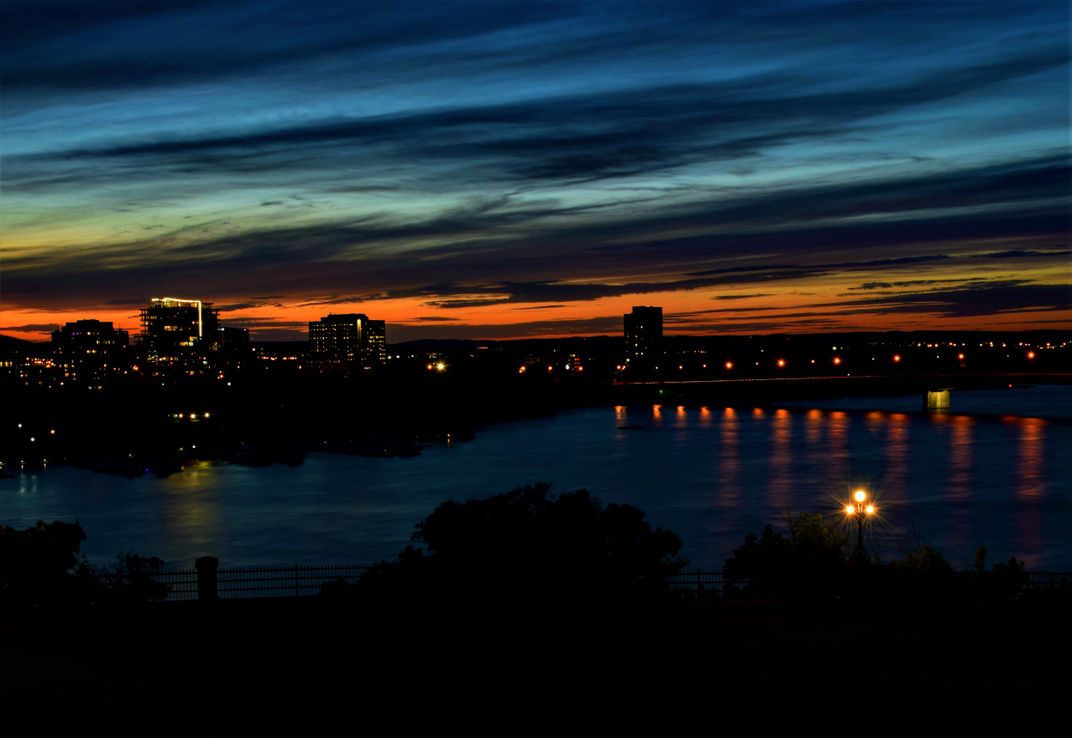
(4, 596), (1068, 717)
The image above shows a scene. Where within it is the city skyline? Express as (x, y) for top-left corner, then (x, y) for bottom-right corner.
(2, 1), (1069, 342)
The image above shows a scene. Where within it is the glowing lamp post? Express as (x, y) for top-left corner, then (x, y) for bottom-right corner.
(844, 488), (876, 560)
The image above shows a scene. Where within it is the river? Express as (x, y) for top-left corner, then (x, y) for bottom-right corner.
(2, 384), (1069, 569)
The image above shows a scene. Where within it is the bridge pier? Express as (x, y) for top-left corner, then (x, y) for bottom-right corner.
(924, 389), (951, 412)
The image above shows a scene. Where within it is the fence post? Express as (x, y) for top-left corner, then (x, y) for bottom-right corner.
(195, 556), (219, 602)
(294, 564), (300, 597)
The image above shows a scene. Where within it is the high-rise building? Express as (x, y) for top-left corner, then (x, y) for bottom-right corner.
(309, 313), (386, 369)
(140, 297), (220, 361)
(362, 318), (386, 366)
(624, 306), (662, 372)
(52, 319), (129, 386)
(217, 325), (250, 355)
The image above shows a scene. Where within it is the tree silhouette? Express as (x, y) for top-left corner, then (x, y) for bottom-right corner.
(359, 483), (686, 604)
(723, 513), (849, 599)
(0, 520), (89, 604)
(107, 552), (169, 603)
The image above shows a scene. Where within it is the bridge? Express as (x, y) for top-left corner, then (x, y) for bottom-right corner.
(612, 371), (1072, 404)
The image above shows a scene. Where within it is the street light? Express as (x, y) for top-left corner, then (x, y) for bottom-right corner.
(844, 487), (877, 560)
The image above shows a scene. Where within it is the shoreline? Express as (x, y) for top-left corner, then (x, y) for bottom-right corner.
(3, 382), (1069, 480)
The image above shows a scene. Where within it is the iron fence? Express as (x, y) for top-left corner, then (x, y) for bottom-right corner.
(136, 565), (1070, 601)
(1025, 570), (1072, 591)
(216, 564), (370, 599)
(152, 568), (198, 600)
(668, 569), (729, 596)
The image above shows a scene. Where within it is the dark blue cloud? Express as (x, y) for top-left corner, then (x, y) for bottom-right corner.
(0, 1), (574, 92)
(829, 281), (1072, 318)
(4, 152), (1068, 311)
(1, 0), (1068, 334)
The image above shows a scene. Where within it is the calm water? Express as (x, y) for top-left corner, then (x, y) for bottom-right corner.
(3, 385), (1070, 569)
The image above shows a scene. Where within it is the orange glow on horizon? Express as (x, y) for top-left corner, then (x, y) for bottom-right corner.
(3, 286), (1070, 343)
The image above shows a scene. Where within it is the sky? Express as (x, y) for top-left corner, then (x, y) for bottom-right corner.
(1, 0), (1069, 342)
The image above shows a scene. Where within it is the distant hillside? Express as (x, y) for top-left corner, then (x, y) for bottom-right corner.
(0, 334), (49, 357)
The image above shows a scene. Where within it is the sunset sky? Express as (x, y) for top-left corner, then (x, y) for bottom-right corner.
(2, 0), (1069, 342)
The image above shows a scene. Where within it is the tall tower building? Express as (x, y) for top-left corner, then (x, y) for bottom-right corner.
(624, 305), (663, 373)
(362, 319), (387, 366)
(140, 297), (219, 361)
(309, 313), (386, 369)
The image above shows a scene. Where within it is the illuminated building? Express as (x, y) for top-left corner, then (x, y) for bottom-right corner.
(309, 313), (386, 369)
(52, 319), (128, 387)
(140, 297), (220, 361)
(362, 318), (386, 366)
(624, 306), (663, 373)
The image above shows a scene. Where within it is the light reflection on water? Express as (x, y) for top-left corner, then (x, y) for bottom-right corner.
(886, 413), (909, 506)
(1017, 417), (1046, 500)
(949, 415), (974, 502)
(2, 389), (1070, 569)
(768, 408), (792, 508)
(1016, 417), (1046, 561)
(18, 474), (39, 496)
(826, 410), (849, 483)
(946, 414), (975, 553)
(161, 461), (220, 557)
(718, 408), (739, 509)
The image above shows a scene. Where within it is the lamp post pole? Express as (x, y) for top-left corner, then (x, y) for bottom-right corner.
(845, 488), (876, 562)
